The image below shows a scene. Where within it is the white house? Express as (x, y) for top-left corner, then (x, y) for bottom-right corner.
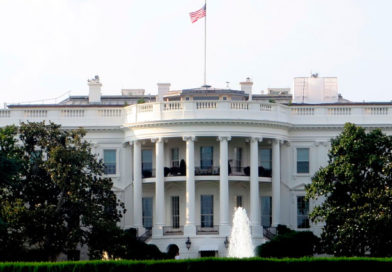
(1, 74), (390, 258)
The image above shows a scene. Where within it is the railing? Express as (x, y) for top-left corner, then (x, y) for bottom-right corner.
(364, 107), (388, 115)
(164, 102), (182, 111)
(229, 166), (272, 177)
(24, 110), (47, 118)
(61, 109), (84, 117)
(142, 168), (156, 178)
(196, 101), (216, 109)
(137, 229), (152, 242)
(195, 167), (220, 176)
(98, 109), (122, 117)
(263, 227), (277, 240)
(0, 110), (10, 118)
(291, 107), (314, 115)
(231, 102), (248, 110)
(137, 104), (153, 112)
(4, 101), (392, 128)
(164, 167), (185, 177)
(327, 107), (351, 115)
(197, 225), (219, 235)
(163, 226), (184, 236)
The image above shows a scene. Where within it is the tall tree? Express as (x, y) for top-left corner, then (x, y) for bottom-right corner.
(0, 125), (26, 261)
(0, 122), (125, 261)
(306, 123), (392, 256)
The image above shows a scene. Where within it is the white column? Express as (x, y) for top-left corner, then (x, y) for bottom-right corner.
(152, 138), (165, 237)
(123, 141), (133, 229)
(250, 137), (263, 237)
(183, 136), (196, 236)
(219, 136), (231, 236)
(272, 139), (281, 227)
(133, 140), (144, 233)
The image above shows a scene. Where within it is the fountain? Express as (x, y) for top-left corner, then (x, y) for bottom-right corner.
(227, 207), (254, 258)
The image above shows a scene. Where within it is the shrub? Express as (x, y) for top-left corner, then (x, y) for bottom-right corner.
(256, 225), (320, 258)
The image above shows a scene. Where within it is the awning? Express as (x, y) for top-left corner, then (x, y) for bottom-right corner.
(199, 244), (219, 251)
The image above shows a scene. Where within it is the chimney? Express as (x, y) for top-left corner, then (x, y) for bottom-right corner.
(88, 75), (102, 103)
(240, 77), (253, 101)
(157, 83), (171, 102)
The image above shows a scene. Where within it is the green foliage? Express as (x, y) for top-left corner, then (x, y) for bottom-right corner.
(306, 123), (392, 256)
(89, 227), (167, 260)
(3, 258), (392, 272)
(137, 99), (145, 104)
(256, 225), (319, 257)
(0, 122), (125, 261)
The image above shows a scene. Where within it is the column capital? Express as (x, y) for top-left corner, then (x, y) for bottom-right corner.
(122, 141), (132, 147)
(249, 136), (263, 143)
(182, 136), (196, 142)
(217, 136), (231, 142)
(151, 137), (165, 143)
(272, 138), (284, 145)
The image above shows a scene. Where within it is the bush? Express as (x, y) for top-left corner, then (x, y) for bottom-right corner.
(256, 226), (320, 258)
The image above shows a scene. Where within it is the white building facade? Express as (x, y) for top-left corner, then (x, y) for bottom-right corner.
(1, 75), (391, 258)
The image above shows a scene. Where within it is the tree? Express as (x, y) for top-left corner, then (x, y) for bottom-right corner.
(306, 123), (392, 256)
(0, 122), (125, 261)
(0, 125), (26, 261)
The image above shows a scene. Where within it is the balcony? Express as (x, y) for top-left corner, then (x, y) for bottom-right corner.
(195, 167), (220, 176)
(229, 166), (272, 177)
(142, 168), (155, 178)
(163, 226), (184, 236)
(143, 166), (272, 179)
(196, 225), (219, 235)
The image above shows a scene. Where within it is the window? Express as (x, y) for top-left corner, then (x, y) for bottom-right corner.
(185, 97), (190, 101)
(297, 196), (309, 229)
(236, 195), (243, 208)
(200, 146), (213, 169)
(171, 148), (179, 167)
(223, 96), (227, 101)
(142, 149), (153, 177)
(142, 197), (153, 229)
(259, 148), (272, 177)
(297, 148), (310, 173)
(261, 196), (272, 228)
(172, 196), (180, 228)
(201, 195), (213, 228)
(233, 147), (242, 172)
(103, 149), (116, 175)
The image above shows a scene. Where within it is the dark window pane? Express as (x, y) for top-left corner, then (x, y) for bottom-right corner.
(297, 196), (309, 228)
(104, 149), (116, 175)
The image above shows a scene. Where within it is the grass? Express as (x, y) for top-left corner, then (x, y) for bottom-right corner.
(2, 257), (392, 272)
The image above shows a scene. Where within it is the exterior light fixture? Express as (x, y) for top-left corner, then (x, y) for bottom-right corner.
(224, 236), (230, 249)
(185, 237), (191, 250)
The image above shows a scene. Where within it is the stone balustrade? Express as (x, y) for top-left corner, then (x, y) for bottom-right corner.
(1, 101), (392, 128)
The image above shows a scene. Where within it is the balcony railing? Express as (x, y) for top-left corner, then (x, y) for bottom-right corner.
(145, 166), (272, 178)
(230, 166), (272, 177)
(195, 167), (220, 176)
(163, 226), (184, 236)
(142, 168), (155, 178)
(2, 101), (392, 129)
(196, 225), (219, 235)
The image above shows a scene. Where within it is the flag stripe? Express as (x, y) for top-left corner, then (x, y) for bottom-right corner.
(189, 4), (206, 23)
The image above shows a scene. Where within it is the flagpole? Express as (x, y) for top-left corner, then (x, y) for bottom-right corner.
(204, 0), (207, 86)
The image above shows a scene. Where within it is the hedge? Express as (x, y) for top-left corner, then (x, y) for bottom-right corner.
(2, 258), (392, 272)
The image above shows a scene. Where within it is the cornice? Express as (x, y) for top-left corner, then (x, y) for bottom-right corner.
(122, 119), (292, 130)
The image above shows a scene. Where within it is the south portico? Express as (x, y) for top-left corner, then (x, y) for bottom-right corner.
(126, 132), (285, 243)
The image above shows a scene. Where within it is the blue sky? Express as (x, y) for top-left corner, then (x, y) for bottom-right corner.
(1, 0), (392, 106)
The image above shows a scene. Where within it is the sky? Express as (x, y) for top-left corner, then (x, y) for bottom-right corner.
(1, 0), (392, 106)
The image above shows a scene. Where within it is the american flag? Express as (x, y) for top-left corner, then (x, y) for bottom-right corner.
(189, 4), (206, 23)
